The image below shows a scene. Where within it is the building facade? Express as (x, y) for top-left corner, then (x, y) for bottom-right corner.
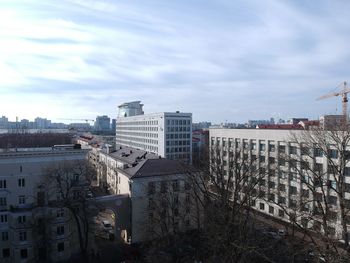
(96, 146), (200, 243)
(116, 102), (192, 163)
(209, 127), (350, 240)
(0, 146), (89, 262)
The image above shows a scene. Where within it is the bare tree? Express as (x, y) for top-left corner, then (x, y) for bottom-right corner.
(269, 124), (350, 262)
(189, 140), (289, 262)
(40, 160), (96, 261)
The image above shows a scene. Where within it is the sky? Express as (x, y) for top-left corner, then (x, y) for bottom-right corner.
(0, 0), (350, 124)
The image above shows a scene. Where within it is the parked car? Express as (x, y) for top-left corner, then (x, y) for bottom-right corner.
(278, 229), (286, 236)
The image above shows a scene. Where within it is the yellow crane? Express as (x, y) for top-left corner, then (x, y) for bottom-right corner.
(317, 81), (350, 122)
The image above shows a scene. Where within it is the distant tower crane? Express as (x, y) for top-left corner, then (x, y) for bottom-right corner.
(317, 81), (350, 123)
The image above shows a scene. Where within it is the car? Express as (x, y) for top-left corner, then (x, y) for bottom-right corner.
(102, 220), (113, 231)
(278, 229), (286, 236)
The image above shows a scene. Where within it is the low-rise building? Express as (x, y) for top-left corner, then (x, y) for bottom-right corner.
(96, 146), (201, 243)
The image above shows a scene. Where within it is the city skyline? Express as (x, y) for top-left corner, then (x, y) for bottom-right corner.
(1, 0), (349, 123)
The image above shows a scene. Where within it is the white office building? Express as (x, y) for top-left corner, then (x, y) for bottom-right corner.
(210, 127), (350, 240)
(116, 102), (192, 163)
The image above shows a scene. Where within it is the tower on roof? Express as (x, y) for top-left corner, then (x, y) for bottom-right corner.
(118, 101), (144, 118)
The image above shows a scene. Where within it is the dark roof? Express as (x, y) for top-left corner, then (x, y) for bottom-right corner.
(108, 145), (159, 164)
(127, 159), (197, 179)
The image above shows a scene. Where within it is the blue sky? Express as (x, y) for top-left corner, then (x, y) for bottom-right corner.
(0, 0), (349, 123)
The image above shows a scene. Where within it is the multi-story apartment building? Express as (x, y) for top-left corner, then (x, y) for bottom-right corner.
(210, 127), (350, 240)
(115, 101), (192, 163)
(0, 146), (89, 262)
(96, 145), (201, 243)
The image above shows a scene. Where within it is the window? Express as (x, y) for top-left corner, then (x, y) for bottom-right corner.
(18, 215), (26, 224)
(57, 209), (64, 218)
(19, 231), (27, 241)
(268, 144), (275, 152)
(279, 184), (286, 192)
(0, 197), (6, 206)
(20, 249), (28, 259)
(278, 209), (284, 217)
(328, 196), (337, 205)
(301, 189), (309, 198)
(2, 248), (10, 258)
(278, 158), (286, 166)
(328, 149), (338, 159)
(259, 203), (265, 210)
(56, 225), (64, 236)
(37, 192), (45, 206)
(278, 171), (287, 179)
(173, 195), (179, 205)
(345, 167), (350, 176)
(269, 193), (275, 202)
(160, 182), (167, 193)
(278, 145), (286, 153)
(278, 196), (286, 204)
(289, 146), (297, 155)
(259, 142), (266, 151)
(315, 163), (323, 173)
(314, 148), (323, 157)
(301, 147), (309, 156)
(2, 231), (8, 241)
(57, 242), (64, 252)
(0, 214), (8, 223)
(289, 186), (297, 195)
(172, 180), (179, 191)
(259, 156), (265, 162)
(148, 182), (155, 195)
(289, 199), (297, 208)
(289, 172), (297, 182)
(251, 142), (257, 150)
(18, 196), (25, 205)
(269, 206), (274, 214)
(18, 178), (25, 187)
(0, 180), (6, 189)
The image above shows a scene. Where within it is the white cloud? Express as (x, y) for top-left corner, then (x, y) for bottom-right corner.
(0, 0), (349, 122)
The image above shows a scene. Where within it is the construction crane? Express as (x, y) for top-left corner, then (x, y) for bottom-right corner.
(58, 118), (95, 124)
(317, 81), (350, 123)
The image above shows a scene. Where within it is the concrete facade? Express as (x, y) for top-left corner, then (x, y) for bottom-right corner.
(209, 128), (350, 240)
(0, 147), (89, 262)
(116, 112), (192, 164)
(96, 147), (199, 243)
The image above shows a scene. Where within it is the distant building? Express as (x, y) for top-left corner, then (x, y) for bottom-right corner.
(192, 122), (211, 131)
(68, 123), (91, 131)
(0, 116), (9, 129)
(34, 117), (51, 129)
(116, 101), (192, 164)
(94, 115), (111, 133)
(248, 118), (275, 127)
(111, 119), (116, 135)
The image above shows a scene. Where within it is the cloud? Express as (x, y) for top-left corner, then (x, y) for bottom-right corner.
(0, 0), (349, 122)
